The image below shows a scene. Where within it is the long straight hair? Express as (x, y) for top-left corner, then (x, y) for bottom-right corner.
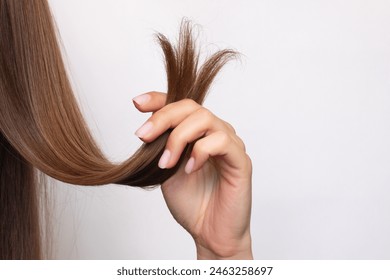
(0, 0), (236, 259)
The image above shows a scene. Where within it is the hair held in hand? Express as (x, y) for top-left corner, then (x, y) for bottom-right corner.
(0, 0), (237, 259)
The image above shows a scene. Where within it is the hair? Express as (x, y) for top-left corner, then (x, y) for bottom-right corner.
(0, 0), (236, 259)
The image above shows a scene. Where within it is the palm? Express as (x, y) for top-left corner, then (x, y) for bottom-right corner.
(161, 157), (252, 255)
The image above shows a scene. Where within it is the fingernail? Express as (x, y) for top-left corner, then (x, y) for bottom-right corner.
(184, 157), (195, 174)
(158, 150), (171, 169)
(135, 121), (153, 138)
(133, 93), (151, 105)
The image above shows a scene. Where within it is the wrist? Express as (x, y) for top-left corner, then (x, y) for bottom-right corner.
(195, 233), (253, 260)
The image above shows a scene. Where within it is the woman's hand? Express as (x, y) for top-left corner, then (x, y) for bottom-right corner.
(133, 91), (253, 260)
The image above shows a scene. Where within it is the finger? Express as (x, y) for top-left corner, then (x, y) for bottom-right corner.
(132, 91), (167, 112)
(135, 98), (201, 140)
(222, 120), (246, 151)
(157, 108), (231, 169)
(183, 131), (251, 176)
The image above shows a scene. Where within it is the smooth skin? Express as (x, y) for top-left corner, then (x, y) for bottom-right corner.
(133, 91), (253, 260)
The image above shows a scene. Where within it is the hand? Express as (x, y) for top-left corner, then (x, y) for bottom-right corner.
(133, 91), (253, 260)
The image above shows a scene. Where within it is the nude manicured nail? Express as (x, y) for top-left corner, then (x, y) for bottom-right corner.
(184, 157), (195, 174)
(133, 94), (151, 105)
(135, 121), (153, 138)
(158, 150), (171, 169)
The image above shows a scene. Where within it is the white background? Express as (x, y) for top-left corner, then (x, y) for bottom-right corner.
(47, 0), (390, 259)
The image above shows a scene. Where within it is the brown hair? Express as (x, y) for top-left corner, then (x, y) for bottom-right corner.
(0, 0), (236, 259)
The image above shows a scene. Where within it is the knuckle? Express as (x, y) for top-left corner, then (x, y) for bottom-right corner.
(193, 140), (207, 155)
(197, 107), (214, 122)
(224, 121), (236, 134)
(152, 105), (169, 120)
(235, 136), (246, 151)
(245, 153), (253, 174)
(148, 113), (165, 130)
(147, 113), (158, 124)
(215, 131), (231, 148)
(169, 129), (186, 146)
(165, 135), (185, 158)
(198, 107), (214, 119)
(181, 98), (200, 109)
